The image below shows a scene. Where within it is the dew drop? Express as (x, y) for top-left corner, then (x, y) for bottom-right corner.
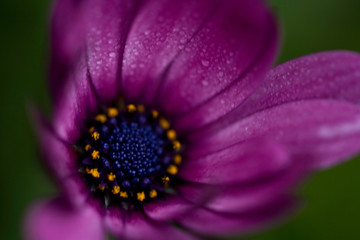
(201, 80), (209, 86)
(201, 60), (210, 67)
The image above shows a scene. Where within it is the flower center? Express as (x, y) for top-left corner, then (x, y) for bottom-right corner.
(77, 104), (182, 207)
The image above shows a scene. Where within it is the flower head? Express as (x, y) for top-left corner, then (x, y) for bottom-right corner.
(25, 0), (360, 239)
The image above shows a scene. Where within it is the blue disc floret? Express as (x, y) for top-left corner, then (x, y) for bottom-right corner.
(77, 104), (182, 208)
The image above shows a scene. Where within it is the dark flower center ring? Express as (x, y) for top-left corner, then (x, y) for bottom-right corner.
(77, 104), (182, 207)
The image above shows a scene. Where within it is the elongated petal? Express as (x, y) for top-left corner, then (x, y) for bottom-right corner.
(204, 160), (307, 213)
(121, 0), (217, 104)
(176, 197), (296, 237)
(143, 195), (194, 221)
(109, 212), (197, 240)
(192, 51), (360, 139)
(191, 100), (360, 169)
(157, 0), (277, 123)
(86, 0), (142, 103)
(180, 139), (289, 184)
(52, 53), (99, 143)
(31, 107), (76, 178)
(24, 198), (104, 240)
(159, 184), (234, 218)
(236, 51), (360, 118)
(173, 16), (278, 133)
(103, 207), (125, 238)
(49, 0), (90, 98)
(50, 0), (142, 103)
(31, 108), (88, 207)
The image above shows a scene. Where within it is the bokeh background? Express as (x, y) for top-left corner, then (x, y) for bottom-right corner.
(1, 0), (360, 239)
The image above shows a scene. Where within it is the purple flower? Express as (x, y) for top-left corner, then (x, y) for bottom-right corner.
(24, 0), (360, 239)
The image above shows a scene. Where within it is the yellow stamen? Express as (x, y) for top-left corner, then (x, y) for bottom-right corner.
(159, 118), (170, 129)
(95, 114), (107, 123)
(92, 132), (100, 141)
(92, 169), (100, 178)
(91, 150), (100, 159)
(137, 105), (145, 112)
(107, 108), (118, 117)
(149, 189), (157, 198)
(167, 164), (178, 175)
(162, 176), (170, 185)
(112, 186), (120, 194)
(151, 110), (159, 119)
(137, 192), (145, 202)
(127, 104), (136, 112)
(98, 184), (105, 191)
(86, 168), (100, 178)
(166, 129), (177, 140)
(120, 191), (128, 198)
(172, 140), (181, 150)
(84, 144), (92, 151)
(174, 154), (182, 164)
(107, 172), (116, 181)
(88, 126), (95, 133)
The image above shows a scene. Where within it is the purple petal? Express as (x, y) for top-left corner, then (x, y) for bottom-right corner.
(108, 212), (197, 240)
(52, 54), (99, 143)
(204, 160), (307, 213)
(31, 107), (76, 178)
(86, 0), (142, 103)
(176, 183), (221, 206)
(31, 108), (89, 206)
(176, 197), (296, 237)
(61, 176), (90, 208)
(235, 51), (360, 119)
(49, 0), (90, 98)
(156, 0), (278, 123)
(173, 17), (278, 133)
(51, 0), (142, 104)
(24, 198), (104, 240)
(190, 100), (360, 169)
(121, 0), (217, 104)
(143, 195), (194, 221)
(103, 207), (124, 238)
(191, 51), (360, 141)
(179, 139), (290, 184)
(175, 161), (306, 215)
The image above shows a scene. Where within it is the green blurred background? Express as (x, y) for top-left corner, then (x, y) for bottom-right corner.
(1, 0), (360, 239)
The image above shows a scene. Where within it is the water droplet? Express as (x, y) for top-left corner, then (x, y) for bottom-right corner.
(201, 60), (210, 67)
(201, 80), (209, 86)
